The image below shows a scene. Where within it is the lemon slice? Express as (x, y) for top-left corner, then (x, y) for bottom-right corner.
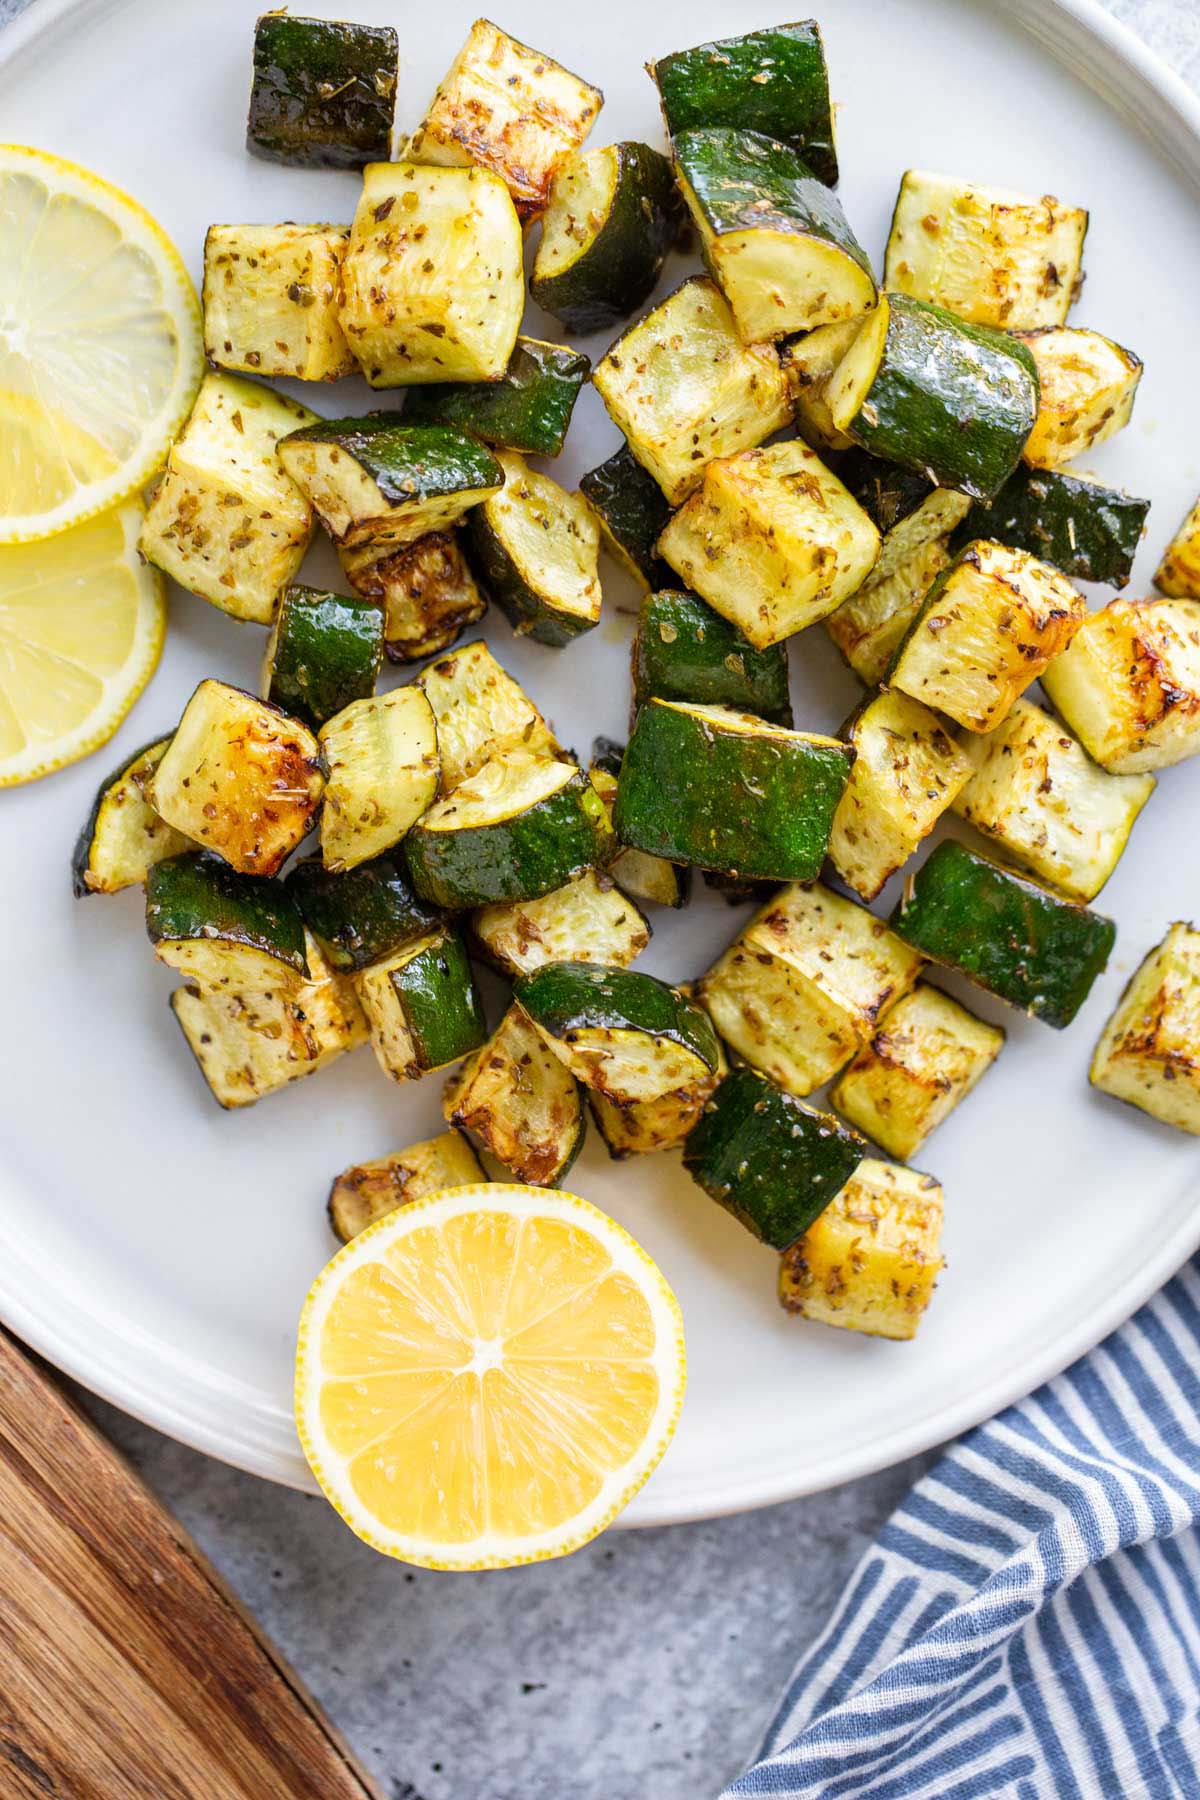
(0, 145), (203, 542)
(0, 499), (165, 786)
(296, 1183), (686, 1568)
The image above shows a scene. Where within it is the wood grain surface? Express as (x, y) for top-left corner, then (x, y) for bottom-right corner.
(0, 1329), (382, 1800)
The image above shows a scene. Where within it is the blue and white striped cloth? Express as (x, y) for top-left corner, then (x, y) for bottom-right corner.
(724, 1258), (1200, 1799)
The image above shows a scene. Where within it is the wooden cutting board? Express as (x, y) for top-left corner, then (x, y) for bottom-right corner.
(0, 1327), (382, 1800)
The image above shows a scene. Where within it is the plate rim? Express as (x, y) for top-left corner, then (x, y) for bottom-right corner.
(2, 0), (1199, 1525)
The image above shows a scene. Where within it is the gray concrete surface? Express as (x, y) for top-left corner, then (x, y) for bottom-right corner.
(2, 0), (1194, 1795)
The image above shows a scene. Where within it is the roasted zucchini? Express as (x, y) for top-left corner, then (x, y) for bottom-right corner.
(246, 14), (398, 170)
(318, 688), (440, 873)
(203, 223), (355, 383)
(830, 983), (1005, 1160)
(700, 881), (924, 1095)
(587, 750), (691, 912)
(952, 698), (1155, 902)
(514, 962), (721, 1105)
(632, 590), (792, 725)
(578, 445), (673, 594)
(827, 294), (1039, 501)
(531, 143), (682, 334)
(828, 690), (973, 902)
(406, 18), (602, 224)
(1090, 923), (1200, 1135)
(465, 452), (602, 646)
(588, 1033), (724, 1158)
(149, 681), (324, 878)
(591, 278), (790, 506)
(615, 700), (851, 881)
(355, 924), (487, 1082)
(138, 373), (317, 626)
(651, 22), (837, 187)
(778, 1160), (944, 1340)
(287, 852), (440, 973)
(683, 1067), (866, 1251)
(328, 1131), (485, 1242)
(415, 641), (559, 790)
(887, 539), (1085, 734)
(835, 450), (972, 584)
(472, 870), (649, 978)
(1040, 597), (1200, 774)
(779, 318), (861, 454)
(278, 416), (503, 552)
(952, 466), (1149, 589)
(890, 839), (1116, 1029)
(261, 585), (383, 732)
(1017, 326), (1142, 470)
(147, 850), (309, 995)
(673, 128), (875, 342)
(1156, 496), (1200, 599)
(444, 1004), (585, 1186)
(884, 170), (1087, 329)
(824, 536), (952, 687)
(406, 753), (612, 909)
(656, 439), (880, 647)
(72, 737), (190, 898)
(402, 339), (589, 458)
(340, 532), (486, 664)
(340, 161), (524, 386)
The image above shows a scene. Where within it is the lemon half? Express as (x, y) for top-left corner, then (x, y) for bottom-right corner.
(296, 1184), (687, 1568)
(0, 145), (203, 542)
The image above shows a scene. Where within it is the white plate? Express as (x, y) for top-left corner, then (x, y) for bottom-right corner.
(2, 0), (1199, 1526)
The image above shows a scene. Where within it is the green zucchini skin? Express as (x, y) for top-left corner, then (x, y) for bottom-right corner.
(146, 852), (308, 976)
(247, 14), (397, 170)
(613, 701), (853, 881)
(842, 296), (1039, 502)
(406, 769), (612, 910)
(279, 417), (502, 510)
(579, 445), (673, 592)
(683, 1068), (865, 1250)
(286, 853), (440, 972)
(632, 591), (793, 724)
(402, 340), (590, 458)
(890, 840), (1116, 1029)
(71, 735), (178, 898)
(392, 929), (487, 1072)
(263, 586), (383, 733)
(531, 142), (683, 335)
(950, 467), (1150, 589)
(464, 495), (599, 649)
(514, 962), (720, 1074)
(835, 449), (943, 537)
(651, 23), (837, 187)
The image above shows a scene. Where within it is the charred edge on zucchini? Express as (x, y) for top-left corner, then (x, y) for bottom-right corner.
(1040, 597), (1200, 775)
(444, 1005), (585, 1186)
(514, 961), (720, 1104)
(340, 532), (486, 664)
(72, 737), (191, 898)
(328, 1131), (485, 1241)
(1090, 922), (1200, 1136)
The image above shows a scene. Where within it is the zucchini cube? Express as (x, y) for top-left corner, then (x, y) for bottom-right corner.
(147, 850), (310, 997)
(824, 536), (953, 687)
(465, 451), (602, 647)
(888, 538), (1085, 734)
(340, 532), (486, 664)
(328, 1131), (484, 1243)
(592, 278), (790, 507)
(1156, 496), (1200, 600)
(1041, 597), (1200, 774)
(203, 224), (355, 382)
(444, 1004), (585, 1186)
(402, 337), (590, 458)
(354, 925), (487, 1082)
(632, 589), (793, 724)
(588, 756), (690, 912)
(261, 585), (384, 733)
(472, 870), (649, 978)
(835, 450), (971, 585)
(406, 18), (602, 224)
(340, 162), (524, 386)
(953, 698), (1155, 901)
(515, 962), (722, 1106)
(954, 467), (1149, 591)
(831, 983), (1004, 1160)
(415, 641), (560, 790)
(1091, 923), (1200, 1135)
(318, 688), (440, 874)
(700, 882), (925, 1095)
(287, 853), (440, 975)
(884, 170), (1087, 330)
(1017, 326), (1142, 470)
(149, 681), (324, 877)
(658, 440), (881, 648)
(138, 373), (317, 625)
(829, 691), (973, 902)
(73, 737), (191, 898)
(247, 14), (398, 170)
(780, 318), (861, 454)
(683, 1066), (867, 1251)
(579, 445), (673, 594)
(532, 142), (683, 337)
(778, 1160), (944, 1339)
